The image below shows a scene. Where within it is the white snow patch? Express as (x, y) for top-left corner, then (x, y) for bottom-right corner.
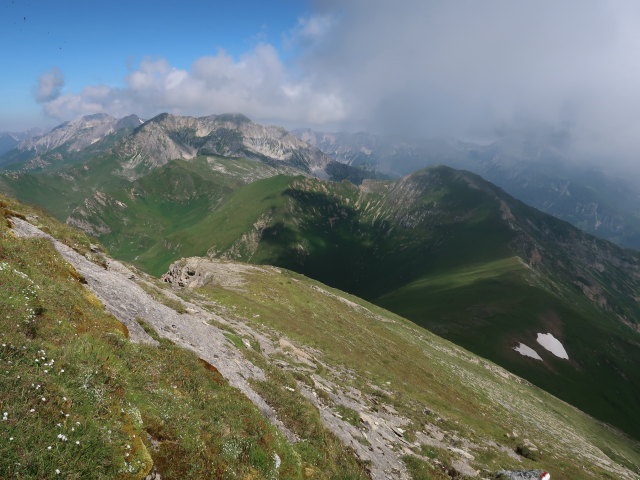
(536, 332), (569, 359)
(514, 343), (543, 361)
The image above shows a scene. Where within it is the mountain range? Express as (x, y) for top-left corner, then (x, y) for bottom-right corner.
(0, 113), (364, 181)
(296, 129), (640, 250)
(0, 128), (42, 156)
(1, 113), (639, 445)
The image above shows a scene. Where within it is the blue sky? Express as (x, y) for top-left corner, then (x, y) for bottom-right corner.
(0, 0), (311, 130)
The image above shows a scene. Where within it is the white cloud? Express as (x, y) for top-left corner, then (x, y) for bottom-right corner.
(297, 0), (640, 167)
(38, 44), (348, 127)
(34, 67), (64, 103)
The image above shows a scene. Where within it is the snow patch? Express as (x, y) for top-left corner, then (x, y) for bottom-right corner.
(514, 343), (543, 361)
(536, 333), (569, 359)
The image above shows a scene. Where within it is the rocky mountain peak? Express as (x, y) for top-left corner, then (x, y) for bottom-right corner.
(115, 114), (145, 130)
(16, 113), (126, 154)
(117, 112), (335, 177)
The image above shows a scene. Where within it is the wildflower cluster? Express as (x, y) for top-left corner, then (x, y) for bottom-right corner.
(0, 262), (42, 327)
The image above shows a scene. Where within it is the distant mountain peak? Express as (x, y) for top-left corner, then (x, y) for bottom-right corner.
(82, 112), (114, 121)
(116, 112), (337, 178)
(0, 113), (144, 170)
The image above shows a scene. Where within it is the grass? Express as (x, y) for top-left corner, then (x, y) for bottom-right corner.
(0, 194), (367, 479)
(376, 255), (640, 440)
(136, 281), (187, 314)
(189, 260), (640, 479)
(244, 350), (369, 480)
(402, 455), (454, 480)
(334, 405), (360, 427)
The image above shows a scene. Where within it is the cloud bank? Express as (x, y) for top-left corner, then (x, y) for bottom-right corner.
(40, 45), (346, 126)
(303, 1), (640, 153)
(34, 67), (65, 103)
(35, 0), (640, 166)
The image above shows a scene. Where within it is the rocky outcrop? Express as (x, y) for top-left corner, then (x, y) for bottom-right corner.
(496, 470), (549, 480)
(161, 257), (269, 289)
(116, 113), (334, 177)
(15, 113), (143, 156)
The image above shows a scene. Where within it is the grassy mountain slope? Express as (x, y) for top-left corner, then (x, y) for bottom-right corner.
(2, 153), (639, 441)
(157, 256), (640, 479)
(132, 167), (640, 440)
(296, 129), (640, 251)
(0, 195), (368, 480)
(0, 155), (302, 268)
(1, 194), (639, 479)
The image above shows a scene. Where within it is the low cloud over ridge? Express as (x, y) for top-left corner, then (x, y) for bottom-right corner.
(34, 67), (65, 103)
(41, 44), (347, 126)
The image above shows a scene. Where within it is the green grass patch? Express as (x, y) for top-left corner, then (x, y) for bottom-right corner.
(334, 405), (360, 427)
(136, 281), (187, 314)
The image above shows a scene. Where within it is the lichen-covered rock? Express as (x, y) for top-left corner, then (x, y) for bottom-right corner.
(496, 470), (550, 480)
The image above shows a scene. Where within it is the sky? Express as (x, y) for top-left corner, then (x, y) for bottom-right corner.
(3, 0), (640, 169)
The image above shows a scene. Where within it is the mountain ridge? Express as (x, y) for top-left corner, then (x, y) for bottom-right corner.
(139, 165), (640, 438)
(295, 128), (640, 250)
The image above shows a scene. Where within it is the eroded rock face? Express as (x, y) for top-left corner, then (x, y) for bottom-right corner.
(116, 113), (334, 177)
(496, 470), (549, 480)
(161, 257), (269, 289)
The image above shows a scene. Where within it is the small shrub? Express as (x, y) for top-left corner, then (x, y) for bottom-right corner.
(516, 444), (541, 461)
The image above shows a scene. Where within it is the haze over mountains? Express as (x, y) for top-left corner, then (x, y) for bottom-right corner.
(0, 129), (42, 156)
(296, 128), (640, 250)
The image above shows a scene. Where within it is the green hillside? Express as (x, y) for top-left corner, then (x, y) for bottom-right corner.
(117, 167), (640, 440)
(3, 158), (640, 442)
(0, 195), (367, 480)
(1, 194), (638, 479)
